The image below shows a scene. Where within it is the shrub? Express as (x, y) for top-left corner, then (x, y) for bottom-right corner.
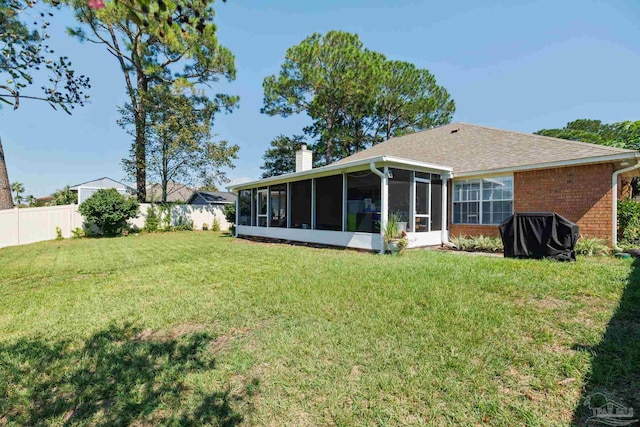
(159, 204), (172, 232)
(55, 226), (63, 240)
(618, 199), (640, 241)
(211, 218), (221, 231)
(202, 223), (209, 231)
(78, 189), (140, 237)
(383, 213), (408, 254)
(173, 215), (194, 231)
(450, 235), (504, 252)
(575, 236), (611, 256)
(71, 227), (85, 239)
(229, 224), (236, 236)
(223, 203), (235, 226)
(144, 204), (160, 232)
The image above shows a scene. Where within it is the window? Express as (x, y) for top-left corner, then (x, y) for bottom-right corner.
(388, 168), (411, 232)
(290, 180), (312, 229)
(238, 190), (252, 226)
(453, 176), (513, 225)
(257, 188), (268, 227)
(346, 171), (381, 233)
(269, 184), (287, 227)
(431, 179), (443, 231)
(481, 177), (513, 224)
(315, 175), (343, 231)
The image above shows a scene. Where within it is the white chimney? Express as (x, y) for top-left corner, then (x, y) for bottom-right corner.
(295, 144), (313, 172)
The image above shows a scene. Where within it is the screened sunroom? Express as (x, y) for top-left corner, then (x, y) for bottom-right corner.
(230, 148), (452, 253)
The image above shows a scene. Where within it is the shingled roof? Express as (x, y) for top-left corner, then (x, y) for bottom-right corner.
(334, 123), (637, 175)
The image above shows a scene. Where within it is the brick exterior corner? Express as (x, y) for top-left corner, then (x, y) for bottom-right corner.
(449, 162), (616, 242)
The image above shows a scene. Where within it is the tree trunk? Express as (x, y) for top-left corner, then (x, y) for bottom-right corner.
(0, 137), (14, 210)
(135, 72), (148, 202)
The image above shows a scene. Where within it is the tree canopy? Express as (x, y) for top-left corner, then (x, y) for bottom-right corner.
(260, 134), (317, 178)
(535, 119), (640, 150)
(261, 30), (455, 172)
(0, 0), (90, 209)
(65, 0), (237, 201)
(120, 82), (239, 202)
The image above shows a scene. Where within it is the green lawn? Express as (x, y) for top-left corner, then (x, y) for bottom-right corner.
(0, 232), (638, 426)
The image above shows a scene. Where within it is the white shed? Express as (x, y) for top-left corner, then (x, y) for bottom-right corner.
(70, 177), (136, 204)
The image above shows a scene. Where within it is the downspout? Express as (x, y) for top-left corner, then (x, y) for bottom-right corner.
(235, 193), (239, 238)
(370, 162), (387, 255)
(612, 159), (640, 249)
(441, 172), (454, 248)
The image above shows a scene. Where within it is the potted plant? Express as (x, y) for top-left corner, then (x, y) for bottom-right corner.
(384, 213), (409, 254)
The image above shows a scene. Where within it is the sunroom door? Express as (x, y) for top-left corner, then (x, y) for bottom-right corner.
(414, 178), (431, 232)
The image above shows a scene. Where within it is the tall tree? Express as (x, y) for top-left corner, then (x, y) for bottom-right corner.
(536, 119), (640, 195)
(373, 60), (455, 142)
(535, 119), (640, 150)
(262, 31), (370, 164)
(262, 31), (454, 165)
(0, 0), (90, 209)
(65, 0), (237, 201)
(260, 134), (313, 178)
(120, 82), (239, 202)
(10, 181), (23, 204)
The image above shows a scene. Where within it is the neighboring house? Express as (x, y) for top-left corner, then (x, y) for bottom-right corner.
(230, 123), (640, 253)
(187, 191), (237, 207)
(146, 182), (194, 203)
(70, 177), (136, 204)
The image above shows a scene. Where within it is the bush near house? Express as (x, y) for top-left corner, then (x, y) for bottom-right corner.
(618, 199), (640, 244)
(78, 189), (140, 237)
(574, 236), (610, 256)
(223, 203), (235, 227)
(450, 235), (503, 253)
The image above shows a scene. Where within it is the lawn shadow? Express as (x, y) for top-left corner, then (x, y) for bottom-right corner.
(572, 258), (640, 426)
(0, 323), (251, 426)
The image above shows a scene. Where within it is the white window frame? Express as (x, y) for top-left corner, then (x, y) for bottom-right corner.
(257, 188), (268, 227)
(413, 176), (431, 232)
(453, 176), (513, 225)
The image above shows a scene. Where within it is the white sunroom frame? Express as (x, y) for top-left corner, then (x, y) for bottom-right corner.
(230, 156), (453, 253)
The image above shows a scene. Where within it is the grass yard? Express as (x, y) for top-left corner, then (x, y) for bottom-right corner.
(0, 232), (638, 426)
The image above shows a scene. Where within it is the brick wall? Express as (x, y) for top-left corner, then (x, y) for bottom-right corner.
(449, 162), (615, 241)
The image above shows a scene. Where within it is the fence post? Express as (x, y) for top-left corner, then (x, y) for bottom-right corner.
(15, 207), (20, 245)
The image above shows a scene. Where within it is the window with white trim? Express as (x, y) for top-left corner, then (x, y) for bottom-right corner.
(453, 176), (513, 225)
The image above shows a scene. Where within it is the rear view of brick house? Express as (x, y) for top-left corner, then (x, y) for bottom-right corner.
(232, 122), (638, 252)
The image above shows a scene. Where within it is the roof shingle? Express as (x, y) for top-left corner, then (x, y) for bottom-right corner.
(334, 123), (636, 174)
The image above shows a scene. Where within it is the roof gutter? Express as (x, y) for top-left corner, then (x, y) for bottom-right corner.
(229, 156), (452, 191)
(612, 159), (640, 249)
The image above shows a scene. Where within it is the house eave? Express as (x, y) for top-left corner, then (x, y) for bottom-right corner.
(453, 152), (640, 179)
(229, 156), (453, 191)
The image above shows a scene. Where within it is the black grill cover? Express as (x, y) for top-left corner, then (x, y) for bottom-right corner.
(499, 212), (579, 261)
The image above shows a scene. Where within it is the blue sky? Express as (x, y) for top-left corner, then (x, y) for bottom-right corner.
(2, 0), (639, 197)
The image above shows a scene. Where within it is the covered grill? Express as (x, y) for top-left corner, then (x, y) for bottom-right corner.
(499, 212), (579, 261)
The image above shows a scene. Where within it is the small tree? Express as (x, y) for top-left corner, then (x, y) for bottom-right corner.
(143, 204), (160, 232)
(10, 182), (25, 205)
(79, 189), (140, 236)
(51, 186), (78, 205)
(223, 203), (235, 226)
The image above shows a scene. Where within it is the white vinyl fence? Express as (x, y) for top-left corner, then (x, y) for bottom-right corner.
(0, 203), (231, 249)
